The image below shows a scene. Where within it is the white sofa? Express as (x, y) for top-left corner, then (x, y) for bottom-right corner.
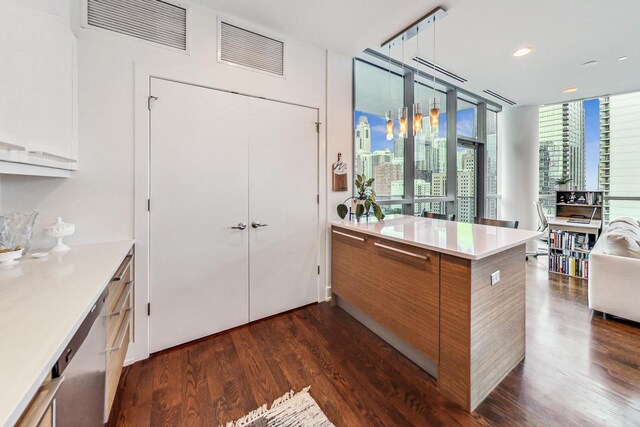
(588, 217), (640, 323)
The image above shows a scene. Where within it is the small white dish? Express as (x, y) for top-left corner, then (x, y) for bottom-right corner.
(30, 251), (49, 259)
(0, 249), (24, 265)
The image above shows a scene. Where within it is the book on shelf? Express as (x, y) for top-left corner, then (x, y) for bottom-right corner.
(549, 231), (592, 252)
(549, 254), (590, 278)
(548, 229), (592, 278)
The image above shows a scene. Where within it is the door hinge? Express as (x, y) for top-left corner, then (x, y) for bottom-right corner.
(147, 303), (151, 316)
(315, 122), (321, 133)
(318, 265), (320, 275)
(317, 194), (319, 204)
(148, 95), (158, 110)
(147, 199), (150, 212)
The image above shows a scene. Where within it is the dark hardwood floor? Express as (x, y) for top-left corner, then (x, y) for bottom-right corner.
(108, 258), (640, 426)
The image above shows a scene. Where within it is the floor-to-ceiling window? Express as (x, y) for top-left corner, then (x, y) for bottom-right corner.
(538, 93), (640, 223)
(414, 82), (448, 216)
(353, 60), (405, 204)
(486, 110), (499, 218)
(599, 92), (640, 221)
(353, 56), (502, 220)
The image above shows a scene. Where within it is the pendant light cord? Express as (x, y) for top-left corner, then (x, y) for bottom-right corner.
(388, 45), (392, 114)
(432, 16), (437, 102)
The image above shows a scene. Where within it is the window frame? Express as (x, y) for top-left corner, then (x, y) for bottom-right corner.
(352, 56), (502, 219)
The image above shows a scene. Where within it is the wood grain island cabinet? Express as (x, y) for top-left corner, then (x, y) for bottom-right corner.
(331, 216), (539, 411)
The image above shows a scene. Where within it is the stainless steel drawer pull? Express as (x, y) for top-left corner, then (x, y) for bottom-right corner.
(374, 242), (427, 260)
(332, 230), (365, 241)
(17, 376), (64, 427)
(106, 281), (134, 317)
(28, 150), (78, 163)
(108, 309), (133, 353)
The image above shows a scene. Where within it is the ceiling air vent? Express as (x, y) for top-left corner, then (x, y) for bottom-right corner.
(87, 0), (187, 50)
(219, 21), (285, 76)
(413, 56), (467, 83)
(483, 89), (517, 106)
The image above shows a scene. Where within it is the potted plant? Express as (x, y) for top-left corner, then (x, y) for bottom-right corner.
(556, 176), (572, 191)
(336, 174), (385, 222)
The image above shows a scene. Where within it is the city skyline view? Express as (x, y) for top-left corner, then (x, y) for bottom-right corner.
(354, 109), (475, 154)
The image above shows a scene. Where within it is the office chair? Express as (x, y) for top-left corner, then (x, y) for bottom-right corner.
(424, 212), (456, 221)
(475, 217), (519, 229)
(526, 201), (549, 260)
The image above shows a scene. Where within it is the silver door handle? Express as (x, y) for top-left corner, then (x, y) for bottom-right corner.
(252, 221), (268, 228)
(231, 222), (247, 230)
(374, 242), (427, 260)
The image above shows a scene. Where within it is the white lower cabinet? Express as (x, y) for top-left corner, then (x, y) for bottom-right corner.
(0, 2), (77, 176)
(148, 78), (319, 353)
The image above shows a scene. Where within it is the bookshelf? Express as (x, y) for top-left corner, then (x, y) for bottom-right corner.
(555, 190), (604, 221)
(548, 190), (604, 279)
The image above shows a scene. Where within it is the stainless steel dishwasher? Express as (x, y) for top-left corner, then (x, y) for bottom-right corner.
(52, 288), (107, 426)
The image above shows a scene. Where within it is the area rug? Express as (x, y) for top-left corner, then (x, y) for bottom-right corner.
(223, 386), (334, 427)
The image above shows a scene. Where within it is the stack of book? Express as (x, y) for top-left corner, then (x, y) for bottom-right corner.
(548, 231), (592, 278)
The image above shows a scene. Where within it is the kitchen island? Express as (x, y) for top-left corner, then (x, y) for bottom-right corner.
(330, 215), (540, 411)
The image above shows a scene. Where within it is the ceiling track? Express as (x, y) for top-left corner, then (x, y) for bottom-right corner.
(413, 56), (467, 83)
(483, 89), (517, 106)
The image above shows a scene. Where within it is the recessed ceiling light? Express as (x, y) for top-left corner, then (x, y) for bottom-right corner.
(512, 47), (532, 57)
(582, 60), (598, 66)
(563, 87), (578, 93)
(618, 56), (629, 61)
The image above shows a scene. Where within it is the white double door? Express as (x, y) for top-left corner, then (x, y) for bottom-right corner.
(149, 78), (319, 353)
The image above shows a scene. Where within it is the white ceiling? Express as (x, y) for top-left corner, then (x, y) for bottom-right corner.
(193, 0), (640, 107)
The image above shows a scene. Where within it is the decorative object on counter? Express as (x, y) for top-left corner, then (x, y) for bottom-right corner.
(559, 195), (566, 203)
(568, 192), (577, 204)
(556, 176), (572, 191)
(332, 153), (348, 192)
(43, 217), (75, 252)
(0, 248), (24, 265)
(0, 211), (38, 254)
(336, 174), (385, 222)
(577, 195), (586, 204)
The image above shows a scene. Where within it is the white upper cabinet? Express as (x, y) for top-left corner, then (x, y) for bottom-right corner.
(0, 2), (77, 176)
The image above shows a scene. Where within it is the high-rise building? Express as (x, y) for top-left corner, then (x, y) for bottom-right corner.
(598, 92), (640, 221)
(374, 161), (403, 196)
(355, 115), (371, 154)
(538, 102), (585, 215)
(457, 152), (475, 222)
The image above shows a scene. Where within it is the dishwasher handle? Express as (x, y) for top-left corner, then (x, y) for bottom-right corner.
(53, 288), (107, 377)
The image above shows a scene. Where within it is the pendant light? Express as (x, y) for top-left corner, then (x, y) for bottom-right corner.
(413, 25), (423, 137)
(429, 15), (441, 134)
(385, 44), (395, 141)
(397, 36), (408, 140)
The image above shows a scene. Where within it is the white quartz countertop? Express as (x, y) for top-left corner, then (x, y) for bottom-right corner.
(330, 215), (540, 260)
(0, 240), (134, 427)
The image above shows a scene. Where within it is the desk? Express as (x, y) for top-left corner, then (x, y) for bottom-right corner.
(547, 217), (602, 238)
(547, 217), (601, 279)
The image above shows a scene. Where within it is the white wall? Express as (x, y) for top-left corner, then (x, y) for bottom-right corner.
(325, 51), (353, 299)
(0, 0), (353, 360)
(501, 105), (539, 241)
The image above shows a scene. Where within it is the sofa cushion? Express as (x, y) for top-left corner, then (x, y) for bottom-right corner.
(601, 229), (640, 258)
(609, 216), (640, 228)
(607, 217), (640, 242)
